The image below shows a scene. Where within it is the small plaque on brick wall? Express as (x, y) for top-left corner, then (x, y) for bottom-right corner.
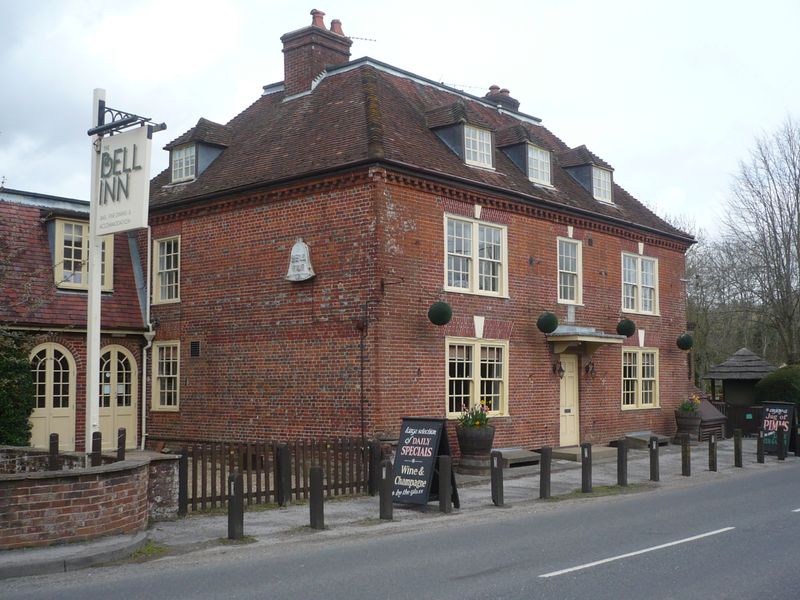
(285, 237), (315, 282)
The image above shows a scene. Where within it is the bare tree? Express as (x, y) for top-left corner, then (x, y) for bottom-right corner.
(722, 117), (800, 364)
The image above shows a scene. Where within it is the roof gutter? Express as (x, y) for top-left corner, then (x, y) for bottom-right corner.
(150, 158), (695, 246)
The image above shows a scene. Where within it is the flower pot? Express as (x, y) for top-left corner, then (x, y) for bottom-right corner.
(674, 410), (702, 442)
(456, 425), (495, 475)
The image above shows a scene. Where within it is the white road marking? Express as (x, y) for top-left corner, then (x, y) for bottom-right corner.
(539, 527), (736, 578)
(792, 508), (800, 513)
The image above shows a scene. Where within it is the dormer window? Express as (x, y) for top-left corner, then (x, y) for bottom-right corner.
(171, 145), (196, 183)
(592, 167), (612, 203)
(527, 144), (551, 185)
(464, 125), (493, 169)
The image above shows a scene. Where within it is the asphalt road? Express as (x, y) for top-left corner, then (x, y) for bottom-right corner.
(6, 461), (800, 599)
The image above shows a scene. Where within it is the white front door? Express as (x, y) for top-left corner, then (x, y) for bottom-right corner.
(29, 343), (76, 451)
(98, 346), (138, 450)
(559, 354), (580, 447)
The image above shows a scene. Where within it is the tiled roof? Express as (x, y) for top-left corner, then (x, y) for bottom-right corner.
(164, 118), (233, 150)
(0, 196), (145, 331)
(557, 145), (613, 170)
(702, 348), (777, 381)
(149, 58), (690, 241)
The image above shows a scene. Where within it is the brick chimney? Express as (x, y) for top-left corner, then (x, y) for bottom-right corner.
(485, 85), (521, 111)
(281, 9), (353, 96)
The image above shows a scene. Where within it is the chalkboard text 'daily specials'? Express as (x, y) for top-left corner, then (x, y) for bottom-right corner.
(391, 419), (442, 505)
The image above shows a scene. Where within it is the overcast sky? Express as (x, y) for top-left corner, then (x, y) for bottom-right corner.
(1, 0), (798, 237)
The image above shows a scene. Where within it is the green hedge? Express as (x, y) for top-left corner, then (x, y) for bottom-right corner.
(754, 365), (800, 406)
(0, 333), (35, 446)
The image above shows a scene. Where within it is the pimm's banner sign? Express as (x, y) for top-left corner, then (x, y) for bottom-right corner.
(761, 402), (796, 453)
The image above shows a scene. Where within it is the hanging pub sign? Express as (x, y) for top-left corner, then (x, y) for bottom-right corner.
(96, 125), (152, 235)
(761, 402), (796, 453)
(391, 417), (459, 508)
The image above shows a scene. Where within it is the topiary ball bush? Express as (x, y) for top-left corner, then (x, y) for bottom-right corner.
(616, 319), (636, 337)
(427, 301), (453, 326)
(754, 365), (800, 406)
(536, 312), (559, 334)
(676, 333), (694, 351)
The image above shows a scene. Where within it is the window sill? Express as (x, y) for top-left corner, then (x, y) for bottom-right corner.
(557, 299), (584, 307)
(620, 309), (660, 318)
(621, 405), (660, 411)
(152, 298), (181, 306)
(465, 162), (496, 172)
(151, 406), (180, 413)
(529, 179), (554, 189)
(444, 286), (509, 300)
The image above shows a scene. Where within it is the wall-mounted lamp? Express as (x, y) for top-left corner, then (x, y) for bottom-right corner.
(584, 361), (596, 378)
(552, 360), (564, 379)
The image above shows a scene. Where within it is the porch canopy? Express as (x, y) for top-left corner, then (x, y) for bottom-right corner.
(546, 325), (625, 355)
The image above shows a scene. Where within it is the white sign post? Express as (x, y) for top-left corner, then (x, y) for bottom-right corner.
(85, 88), (155, 454)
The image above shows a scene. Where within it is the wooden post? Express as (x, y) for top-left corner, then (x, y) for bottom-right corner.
(708, 433), (717, 472)
(681, 434), (691, 477)
(275, 443), (291, 507)
(539, 446), (552, 500)
(777, 426), (786, 461)
(581, 443), (592, 493)
(309, 465), (324, 530)
(757, 428), (765, 464)
(491, 451), (505, 507)
(116, 428), (126, 462)
(228, 471), (244, 540)
(734, 429), (743, 468)
(90, 431), (102, 467)
(617, 438), (628, 486)
(438, 456), (452, 514)
(649, 436), (659, 482)
(48, 433), (60, 471)
(178, 448), (188, 517)
(379, 459), (393, 521)
(368, 440), (381, 497)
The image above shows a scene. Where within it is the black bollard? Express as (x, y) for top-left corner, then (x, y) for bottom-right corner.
(539, 446), (552, 500)
(48, 433), (60, 471)
(117, 428), (126, 462)
(617, 438), (628, 487)
(681, 434), (691, 477)
(379, 459), (393, 521)
(309, 465), (324, 530)
(734, 429), (743, 468)
(581, 443), (592, 493)
(178, 449), (188, 517)
(708, 434), (717, 472)
(90, 431), (102, 467)
(368, 440), (381, 497)
(228, 471), (244, 540)
(796, 426), (800, 458)
(491, 451), (505, 507)
(438, 456), (452, 514)
(777, 426), (786, 461)
(757, 428), (765, 464)
(275, 444), (291, 507)
(649, 436), (659, 482)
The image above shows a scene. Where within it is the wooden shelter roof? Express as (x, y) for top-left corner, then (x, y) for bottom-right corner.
(702, 348), (777, 381)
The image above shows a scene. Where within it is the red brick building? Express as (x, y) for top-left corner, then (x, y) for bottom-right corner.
(143, 9), (695, 451)
(0, 188), (146, 451)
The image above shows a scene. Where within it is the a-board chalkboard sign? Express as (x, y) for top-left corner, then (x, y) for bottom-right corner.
(761, 402), (797, 453)
(392, 418), (459, 508)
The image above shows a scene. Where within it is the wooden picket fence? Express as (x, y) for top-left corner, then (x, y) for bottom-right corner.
(168, 438), (370, 512)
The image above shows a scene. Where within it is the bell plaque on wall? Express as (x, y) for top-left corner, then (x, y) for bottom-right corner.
(285, 237), (316, 282)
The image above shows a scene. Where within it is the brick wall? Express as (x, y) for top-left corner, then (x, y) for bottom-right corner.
(145, 166), (692, 449)
(0, 461), (149, 550)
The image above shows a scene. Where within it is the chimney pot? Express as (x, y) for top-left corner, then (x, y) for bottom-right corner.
(330, 19), (345, 35)
(499, 88), (510, 96)
(311, 8), (326, 28)
(488, 85), (500, 94)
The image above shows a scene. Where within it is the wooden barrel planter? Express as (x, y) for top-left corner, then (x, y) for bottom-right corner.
(456, 425), (495, 475)
(673, 411), (702, 442)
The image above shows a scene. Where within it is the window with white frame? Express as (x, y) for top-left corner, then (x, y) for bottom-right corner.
(445, 215), (507, 296)
(152, 342), (180, 410)
(464, 125), (493, 168)
(622, 348), (658, 409)
(153, 236), (180, 304)
(447, 338), (508, 417)
(527, 144), (551, 185)
(54, 219), (113, 291)
(592, 167), (612, 203)
(557, 238), (582, 304)
(622, 253), (658, 314)
(171, 145), (196, 183)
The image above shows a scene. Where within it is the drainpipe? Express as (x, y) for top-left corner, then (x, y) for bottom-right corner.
(140, 226), (154, 450)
